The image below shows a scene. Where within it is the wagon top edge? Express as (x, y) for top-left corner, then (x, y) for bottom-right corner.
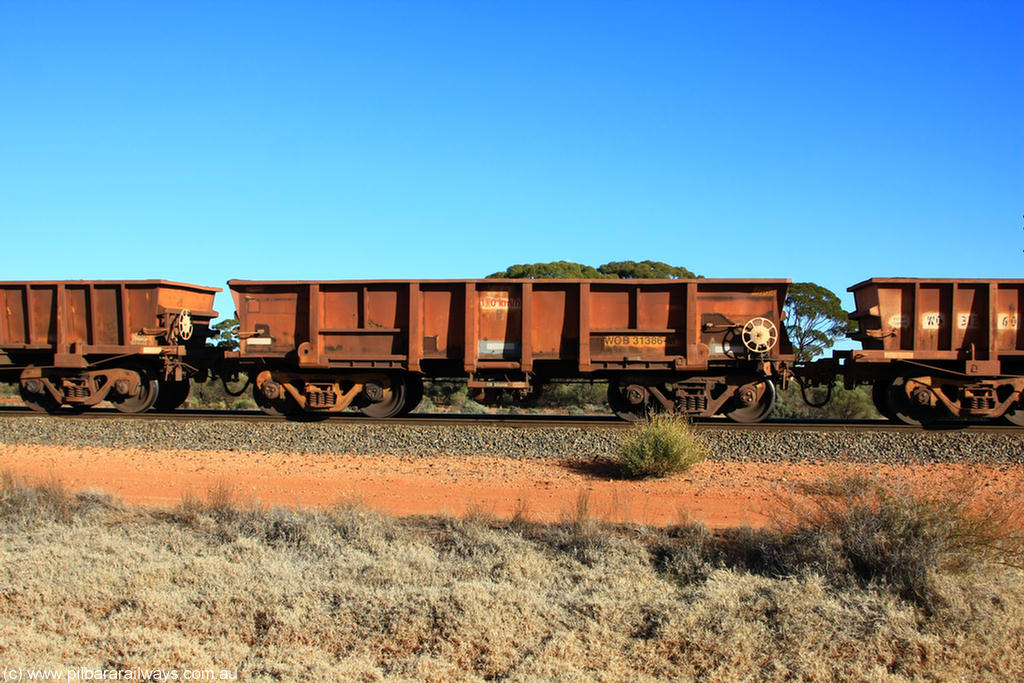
(0, 279), (222, 293)
(848, 277), (1024, 291)
(226, 277), (793, 287)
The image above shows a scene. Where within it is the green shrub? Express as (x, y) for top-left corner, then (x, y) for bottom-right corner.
(422, 381), (465, 408)
(615, 415), (707, 479)
(539, 381), (608, 409)
(184, 375), (253, 410)
(771, 382), (881, 419)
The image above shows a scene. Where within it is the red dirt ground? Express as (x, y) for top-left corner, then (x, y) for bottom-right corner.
(3, 444), (1022, 528)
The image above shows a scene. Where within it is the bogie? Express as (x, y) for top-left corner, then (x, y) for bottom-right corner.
(607, 374), (779, 423)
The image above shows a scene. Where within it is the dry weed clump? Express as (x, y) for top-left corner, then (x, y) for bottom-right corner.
(1, 469), (117, 525)
(653, 473), (1024, 612)
(615, 414), (707, 478)
(2, 473), (1024, 682)
(769, 473), (1024, 610)
(546, 490), (634, 566)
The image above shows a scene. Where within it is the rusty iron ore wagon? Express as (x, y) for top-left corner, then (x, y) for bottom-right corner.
(0, 280), (219, 412)
(4, 274), (1018, 426)
(226, 278), (794, 421)
(805, 278), (1024, 425)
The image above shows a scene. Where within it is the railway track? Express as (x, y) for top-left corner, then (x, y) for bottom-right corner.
(0, 405), (1018, 433)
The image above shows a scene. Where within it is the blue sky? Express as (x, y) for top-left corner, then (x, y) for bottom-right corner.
(1, 1), (1021, 319)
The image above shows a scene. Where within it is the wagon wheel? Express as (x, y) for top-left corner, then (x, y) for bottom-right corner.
(607, 378), (652, 422)
(360, 374), (407, 418)
(251, 383), (295, 416)
(153, 379), (191, 412)
(724, 378), (776, 423)
(253, 388), (282, 416)
(1001, 403), (1024, 427)
(398, 375), (424, 416)
(884, 376), (937, 426)
(112, 369), (160, 413)
(871, 378), (898, 421)
(19, 383), (61, 413)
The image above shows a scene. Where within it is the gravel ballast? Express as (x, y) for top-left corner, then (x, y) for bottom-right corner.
(1, 415), (1022, 464)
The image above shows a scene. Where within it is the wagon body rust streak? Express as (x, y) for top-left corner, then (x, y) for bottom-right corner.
(226, 278), (795, 422)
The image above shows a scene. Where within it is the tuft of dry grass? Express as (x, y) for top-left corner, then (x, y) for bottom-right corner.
(1, 470), (77, 524)
(509, 497), (532, 529)
(2, 471), (1024, 681)
(206, 478), (237, 516)
(615, 414), (707, 478)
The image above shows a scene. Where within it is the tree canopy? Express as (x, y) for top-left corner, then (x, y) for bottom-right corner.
(784, 283), (856, 362)
(487, 261), (606, 279)
(487, 260), (697, 279)
(209, 316), (240, 350)
(598, 260), (696, 279)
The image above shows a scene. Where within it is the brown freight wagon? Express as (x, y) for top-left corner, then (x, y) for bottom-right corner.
(0, 280), (219, 412)
(828, 278), (1024, 425)
(228, 278), (794, 421)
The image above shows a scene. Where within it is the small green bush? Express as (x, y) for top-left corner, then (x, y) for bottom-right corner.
(770, 382), (881, 420)
(539, 381), (608, 410)
(615, 415), (707, 479)
(184, 375), (253, 410)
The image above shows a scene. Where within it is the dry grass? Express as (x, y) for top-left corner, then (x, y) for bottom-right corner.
(2, 469), (1023, 681)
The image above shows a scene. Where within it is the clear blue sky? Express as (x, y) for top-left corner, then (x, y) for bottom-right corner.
(1, 1), (1021, 319)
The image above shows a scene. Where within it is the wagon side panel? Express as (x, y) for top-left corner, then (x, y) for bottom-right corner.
(316, 282), (409, 363)
(420, 282), (464, 362)
(587, 281), (687, 365)
(996, 283), (1023, 356)
(231, 282), (309, 357)
(475, 281), (523, 362)
(694, 282), (787, 361)
(530, 282), (578, 362)
(0, 285), (33, 347)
